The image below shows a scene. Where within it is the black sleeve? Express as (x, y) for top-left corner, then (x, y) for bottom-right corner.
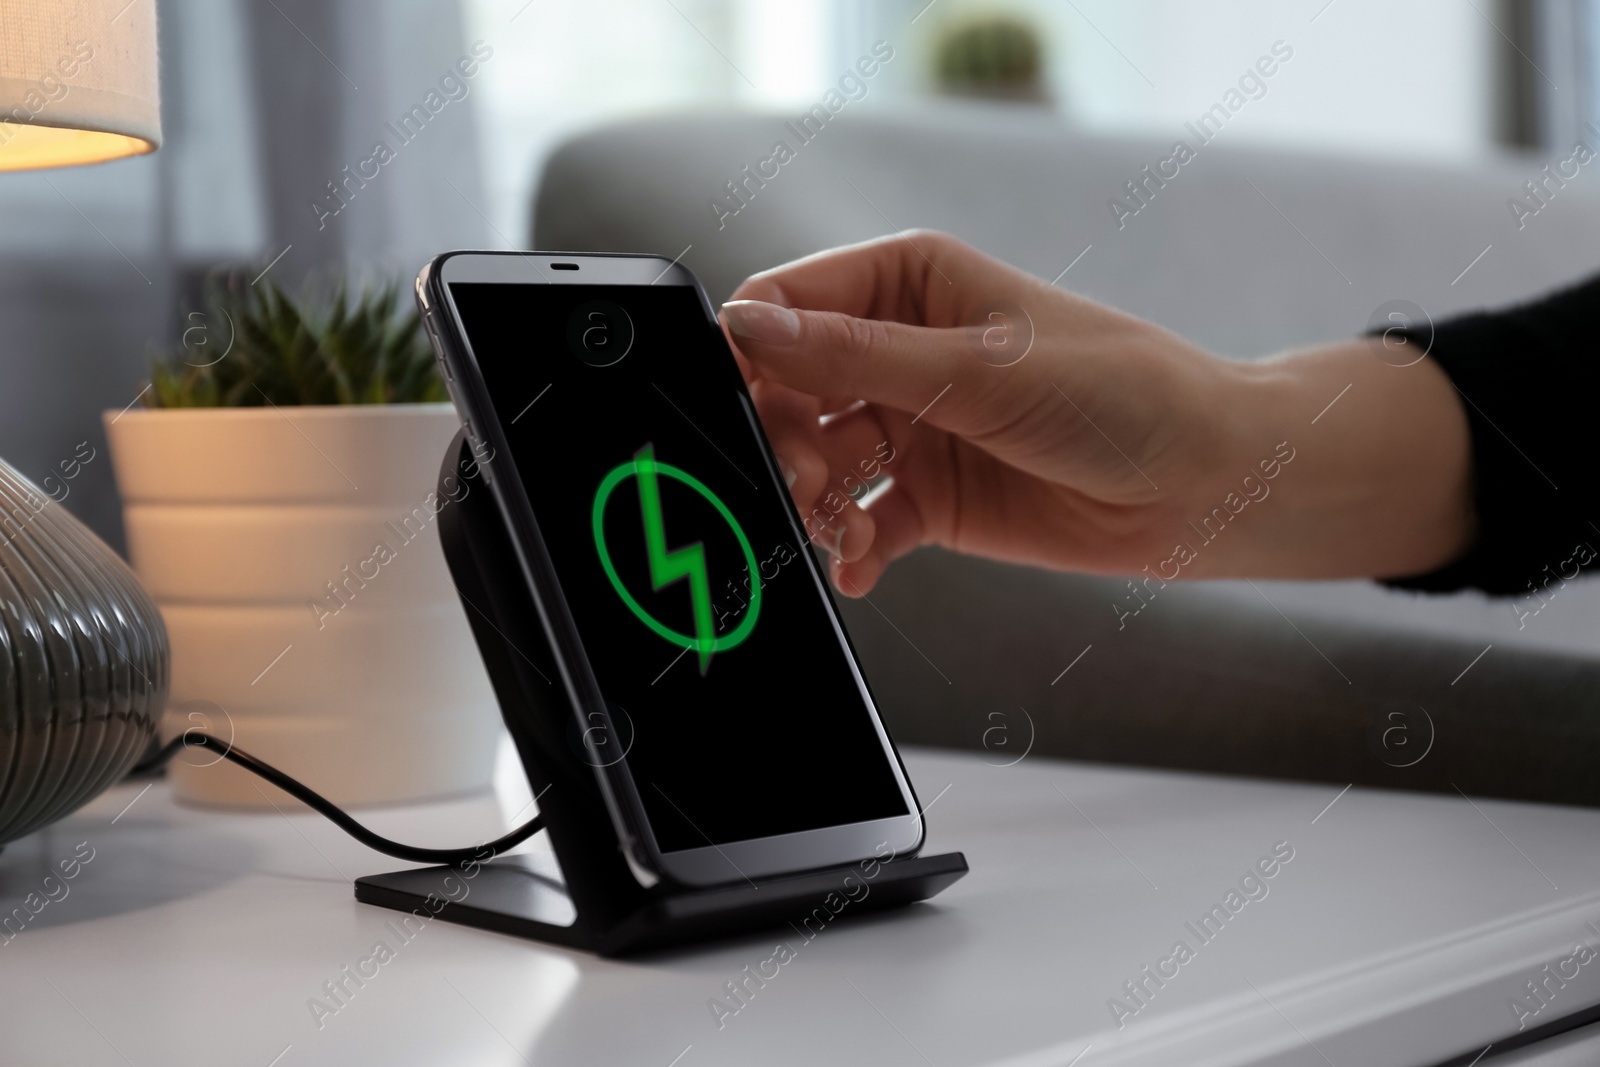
(1382, 273), (1600, 597)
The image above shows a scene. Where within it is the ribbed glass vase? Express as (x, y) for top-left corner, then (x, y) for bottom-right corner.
(0, 459), (168, 847)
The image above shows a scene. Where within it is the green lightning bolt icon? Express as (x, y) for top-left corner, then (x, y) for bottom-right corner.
(632, 443), (717, 674)
(592, 446), (761, 672)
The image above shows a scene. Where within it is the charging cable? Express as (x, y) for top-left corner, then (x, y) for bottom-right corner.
(132, 731), (546, 865)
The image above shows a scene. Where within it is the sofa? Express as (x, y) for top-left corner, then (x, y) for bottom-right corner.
(532, 102), (1600, 805)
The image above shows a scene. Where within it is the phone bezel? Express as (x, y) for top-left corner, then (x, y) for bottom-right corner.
(421, 249), (925, 888)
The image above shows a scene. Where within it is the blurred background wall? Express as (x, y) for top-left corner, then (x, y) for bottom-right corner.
(0, 0), (1593, 569)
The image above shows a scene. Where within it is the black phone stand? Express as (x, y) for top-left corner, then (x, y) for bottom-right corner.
(354, 432), (967, 956)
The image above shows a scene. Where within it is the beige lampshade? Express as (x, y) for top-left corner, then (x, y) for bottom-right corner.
(0, 0), (161, 171)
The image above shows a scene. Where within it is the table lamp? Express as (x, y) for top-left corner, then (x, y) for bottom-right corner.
(0, 0), (161, 170)
(0, 0), (168, 847)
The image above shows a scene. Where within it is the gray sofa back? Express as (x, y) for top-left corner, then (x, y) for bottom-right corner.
(534, 104), (1600, 804)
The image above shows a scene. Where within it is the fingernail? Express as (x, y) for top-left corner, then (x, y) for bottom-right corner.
(831, 557), (862, 597)
(773, 453), (798, 488)
(722, 300), (801, 345)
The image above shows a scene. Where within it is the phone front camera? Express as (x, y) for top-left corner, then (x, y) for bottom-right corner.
(567, 299), (635, 367)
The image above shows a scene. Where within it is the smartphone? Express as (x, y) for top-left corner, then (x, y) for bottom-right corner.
(417, 251), (924, 888)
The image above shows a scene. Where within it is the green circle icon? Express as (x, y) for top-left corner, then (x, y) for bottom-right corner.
(592, 458), (761, 655)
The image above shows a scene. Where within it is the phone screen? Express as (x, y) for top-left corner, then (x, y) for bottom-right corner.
(448, 281), (910, 853)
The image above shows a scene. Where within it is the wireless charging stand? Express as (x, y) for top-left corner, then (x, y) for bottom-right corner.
(354, 431), (967, 956)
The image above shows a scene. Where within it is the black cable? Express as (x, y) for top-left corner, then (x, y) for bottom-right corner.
(131, 731), (545, 866)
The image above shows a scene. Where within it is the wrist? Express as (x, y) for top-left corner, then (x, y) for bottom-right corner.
(1189, 342), (1473, 579)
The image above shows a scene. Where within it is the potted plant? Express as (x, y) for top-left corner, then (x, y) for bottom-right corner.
(104, 278), (503, 809)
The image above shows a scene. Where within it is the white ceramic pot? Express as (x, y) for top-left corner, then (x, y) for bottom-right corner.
(103, 403), (503, 809)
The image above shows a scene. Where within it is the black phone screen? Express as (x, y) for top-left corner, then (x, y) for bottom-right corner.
(448, 281), (910, 852)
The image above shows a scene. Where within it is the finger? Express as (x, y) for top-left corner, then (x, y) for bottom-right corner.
(832, 484), (926, 595)
(810, 404), (899, 501)
(774, 437), (829, 517)
(722, 299), (1021, 440)
(722, 315), (756, 384)
(818, 397), (871, 421)
(803, 495), (875, 565)
(748, 381), (896, 508)
(802, 415), (919, 589)
(748, 378), (827, 509)
(749, 381), (908, 575)
(748, 373), (823, 431)
(729, 308), (862, 417)
(728, 231), (1035, 328)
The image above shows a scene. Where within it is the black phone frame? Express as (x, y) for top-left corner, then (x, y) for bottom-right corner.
(414, 250), (934, 886)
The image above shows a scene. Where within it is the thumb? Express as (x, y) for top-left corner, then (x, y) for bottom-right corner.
(722, 299), (1014, 436)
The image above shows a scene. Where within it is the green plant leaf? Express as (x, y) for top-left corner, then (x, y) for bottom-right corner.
(145, 273), (444, 408)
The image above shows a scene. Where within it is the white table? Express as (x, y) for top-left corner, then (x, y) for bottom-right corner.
(4, 743), (1600, 1067)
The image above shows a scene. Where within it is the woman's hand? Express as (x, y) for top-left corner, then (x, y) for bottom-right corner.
(723, 231), (1473, 595)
